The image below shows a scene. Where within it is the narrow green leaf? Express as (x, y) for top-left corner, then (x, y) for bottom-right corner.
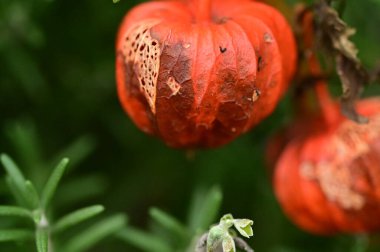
(117, 227), (172, 252)
(64, 214), (127, 252)
(25, 180), (40, 209)
(0, 229), (33, 242)
(41, 158), (69, 208)
(3, 42), (47, 102)
(149, 207), (188, 240)
(187, 187), (207, 230)
(5, 120), (45, 184)
(55, 175), (107, 209)
(53, 205), (105, 233)
(1, 154), (28, 199)
(0, 206), (32, 219)
(5, 176), (29, 208)
(189, 186), (222, 232)
(51, 135), (96, 173)
(36, 228), (49, 252)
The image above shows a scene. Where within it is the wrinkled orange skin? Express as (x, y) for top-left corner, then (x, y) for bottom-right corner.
(116, 0), (296, 148)
(274, 98), (380, 235)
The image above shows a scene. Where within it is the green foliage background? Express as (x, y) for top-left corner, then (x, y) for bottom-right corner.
(1, 0), (380, 251)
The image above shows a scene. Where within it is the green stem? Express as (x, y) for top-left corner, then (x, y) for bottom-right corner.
(37, 212), (54, 252)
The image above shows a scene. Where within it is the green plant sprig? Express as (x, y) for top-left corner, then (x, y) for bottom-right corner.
(116, 186), (254, 252)
(204, 214), (254, 252)
(0, 154), (126, 252)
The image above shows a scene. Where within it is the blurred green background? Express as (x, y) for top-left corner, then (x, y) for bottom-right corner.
(1, 0), (380, 251)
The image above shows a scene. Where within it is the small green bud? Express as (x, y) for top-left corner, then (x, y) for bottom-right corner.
(233, 219), (254, 238)
(206, 214), (254, 252)
(220, 214), (234, 229)
(207, 225), (225, 252)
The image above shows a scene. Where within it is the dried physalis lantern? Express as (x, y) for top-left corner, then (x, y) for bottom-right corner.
(116, 0), (296, 148)
(274, 98), (380, 235)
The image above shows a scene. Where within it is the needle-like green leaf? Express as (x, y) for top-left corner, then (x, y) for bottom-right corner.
(25, 180), (40, 209)
(64, 214), (126, 252)
(41, 158), (69, 209)
(5, 120), (44, 181)
(36, 228), (49, 252)
(53, 205), (104, 233)
(149, 207), (188, 240)
(55, 175), (107, 209)
(0, 154), (29, 203)
(50, 135), (95, 173)
(117, 226), (172, 252)
(0, 206), (32, 219)
(0, 229), (33, 242)
(5, 176), (28, 207)
(189, 186), (222, 232)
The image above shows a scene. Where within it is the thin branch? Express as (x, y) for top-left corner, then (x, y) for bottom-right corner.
(233, 236), (254, 252)
(195, 233), (208, 252)
(370, 63), (380, 83)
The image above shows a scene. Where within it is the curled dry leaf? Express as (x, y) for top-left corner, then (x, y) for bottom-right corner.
(314, 0), (370, 123)
(370, 63), (380, 83)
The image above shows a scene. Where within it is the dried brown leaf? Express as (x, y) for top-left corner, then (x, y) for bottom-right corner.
(315, 0), (369, 123)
